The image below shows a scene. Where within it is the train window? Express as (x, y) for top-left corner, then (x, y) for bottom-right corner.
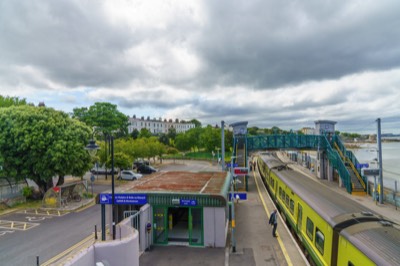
(285, 194), (289, 207)
(315, 228), (324, 255)
(289, 199), (294, 214)
(306, 218), (314, 240)
(348, 262), (355, 266)
(279, 188), (283, 199)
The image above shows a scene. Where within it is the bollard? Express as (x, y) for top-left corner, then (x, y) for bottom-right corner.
(95, 225), (98, 240)
(37, 256), (39, 266)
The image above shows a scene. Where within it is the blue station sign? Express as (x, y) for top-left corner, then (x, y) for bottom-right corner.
(99, 193), (147, 205)
(180, 199), (197, 206)
(229, 192), (247, 201)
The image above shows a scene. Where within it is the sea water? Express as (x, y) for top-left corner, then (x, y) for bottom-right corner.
(351, 142), (400, 191)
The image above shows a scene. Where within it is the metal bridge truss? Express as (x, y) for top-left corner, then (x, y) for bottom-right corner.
(247, 134), (366, 194)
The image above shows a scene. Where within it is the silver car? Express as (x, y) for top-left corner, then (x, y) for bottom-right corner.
(118, 170), (143, 180)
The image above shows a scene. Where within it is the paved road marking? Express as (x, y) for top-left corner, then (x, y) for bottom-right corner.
(18, 209), (69, 216)
(0, 230), (15, 236)
(0, 220), (39, 230)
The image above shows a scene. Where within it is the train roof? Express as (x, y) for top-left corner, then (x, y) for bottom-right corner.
(341, 222), (400, 265)
(258, 153), (379, 227)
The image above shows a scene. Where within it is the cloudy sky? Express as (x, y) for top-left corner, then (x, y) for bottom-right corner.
(1, 0), (399, 133)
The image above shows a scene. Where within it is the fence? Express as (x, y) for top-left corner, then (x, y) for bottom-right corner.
(0, 181), (26, 205)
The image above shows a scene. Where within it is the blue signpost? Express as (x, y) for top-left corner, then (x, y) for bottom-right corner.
(99, 193), (148, 205)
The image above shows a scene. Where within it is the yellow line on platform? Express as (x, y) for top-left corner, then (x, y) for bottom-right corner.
(252, 165), (294, 266)
(42, 233), (95, 266)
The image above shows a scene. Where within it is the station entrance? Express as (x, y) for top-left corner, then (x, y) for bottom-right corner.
(153, 206), (203, 246)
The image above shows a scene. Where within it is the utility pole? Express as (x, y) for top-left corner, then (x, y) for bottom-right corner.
(221, 121), (225, 171)
(376, 118), (384, 204)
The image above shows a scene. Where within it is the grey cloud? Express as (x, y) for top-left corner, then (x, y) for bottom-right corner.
(195, 0), (400, 89)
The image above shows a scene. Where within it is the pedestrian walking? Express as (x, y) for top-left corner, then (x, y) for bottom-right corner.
(269, 209), (278, 237)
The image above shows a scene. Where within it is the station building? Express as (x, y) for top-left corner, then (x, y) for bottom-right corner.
(99, 171), (231, 249)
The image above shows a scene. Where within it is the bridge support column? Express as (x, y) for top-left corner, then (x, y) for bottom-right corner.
(326, 158), (333, 182)
(316, 151), (331, 180)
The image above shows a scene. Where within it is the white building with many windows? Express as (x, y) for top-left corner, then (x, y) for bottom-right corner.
(128, 115), (195, 134)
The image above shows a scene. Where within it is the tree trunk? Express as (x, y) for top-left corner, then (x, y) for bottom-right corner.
(56, 175), (65, 186)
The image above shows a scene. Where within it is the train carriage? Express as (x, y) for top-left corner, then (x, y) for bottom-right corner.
(256, 152), (400, 266)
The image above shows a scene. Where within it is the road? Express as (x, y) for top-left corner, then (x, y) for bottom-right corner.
(0, 203), (102, 265)
(0, 160), (220, 265)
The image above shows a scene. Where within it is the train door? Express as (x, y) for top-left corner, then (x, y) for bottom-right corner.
(297, 203), (303, 235)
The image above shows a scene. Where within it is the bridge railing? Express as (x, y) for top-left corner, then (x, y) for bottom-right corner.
(248, 134), (353, 193)
(332, 136), (366, 189)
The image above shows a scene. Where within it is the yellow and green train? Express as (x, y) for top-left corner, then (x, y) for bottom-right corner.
(257, 152), (400, 266)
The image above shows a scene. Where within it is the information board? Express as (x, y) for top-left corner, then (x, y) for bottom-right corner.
(99, 193), (147, 205)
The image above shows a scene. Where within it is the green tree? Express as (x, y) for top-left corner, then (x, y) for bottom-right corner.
(0, 106), (92, 194)
(130, 128), (139, 139)
(200, 126), (220, 152)
(248, 126), (259, 136)
(175, 133), (192, 152)
(189, 119), (202, 128)
(139, 128), (152, 138)
(0, 95), (28, 107)
(167, 127), (177, 143)
(72, 102), (129, 136)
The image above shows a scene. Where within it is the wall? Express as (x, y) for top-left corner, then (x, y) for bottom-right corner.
(65, 218), (139, 266)
(204, 207), (227, 247)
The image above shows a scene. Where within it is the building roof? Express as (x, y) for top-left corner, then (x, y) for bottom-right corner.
(123, 171), (229, 195)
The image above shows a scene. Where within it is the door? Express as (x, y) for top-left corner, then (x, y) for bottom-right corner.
(153, 206), (167, 244)
(189, 208), (203, 246)
(297, 203), (303, 234)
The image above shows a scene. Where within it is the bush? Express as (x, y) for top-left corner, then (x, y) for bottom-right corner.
(22, 186), (33, 198)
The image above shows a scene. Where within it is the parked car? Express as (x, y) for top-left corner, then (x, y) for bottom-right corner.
(118, 170), (143, 180)
(137, 165), (157, 174)
(90, 166), (118, 175)
(133, 160), (150, 169)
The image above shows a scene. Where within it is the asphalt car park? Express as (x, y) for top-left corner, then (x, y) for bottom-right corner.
(0, 208), (69, 237)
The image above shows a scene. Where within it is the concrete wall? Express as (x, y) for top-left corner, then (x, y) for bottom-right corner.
(65, 218), (139, 266)
(139, 204), (152, 252)
(204, 207), (227, 247)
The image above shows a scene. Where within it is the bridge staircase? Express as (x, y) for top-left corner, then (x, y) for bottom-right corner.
(332, 136), (366, 196)
(233, 136), (248, 191)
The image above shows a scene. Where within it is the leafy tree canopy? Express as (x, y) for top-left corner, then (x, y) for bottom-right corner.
(189, 119), (202, 128)
(0, 95), (29, 108)
(72, 102), (129, 136)
(0, 106), (92, 193)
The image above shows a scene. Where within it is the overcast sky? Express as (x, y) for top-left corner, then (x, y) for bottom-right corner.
(1, 0), (399, 133)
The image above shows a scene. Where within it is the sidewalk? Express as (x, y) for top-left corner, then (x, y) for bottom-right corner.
(276, 152), (400, 224)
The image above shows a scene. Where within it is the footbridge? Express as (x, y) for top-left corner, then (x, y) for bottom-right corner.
(242, 134), (366, 195)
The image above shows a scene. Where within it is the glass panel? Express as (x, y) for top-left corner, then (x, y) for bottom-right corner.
(153, 206), (167, 244)
(315, 228), (325, 255)
(306, 217), (314, 240)
(190, 208), (203, 246)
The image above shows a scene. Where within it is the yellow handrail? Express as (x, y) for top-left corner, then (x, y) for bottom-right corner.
(333, 142), (366, 190)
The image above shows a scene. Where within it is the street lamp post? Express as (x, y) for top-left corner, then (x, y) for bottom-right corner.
(86, 136), (116, 240)
(110, 135), (116, 240)
(230, 156), (236, 253)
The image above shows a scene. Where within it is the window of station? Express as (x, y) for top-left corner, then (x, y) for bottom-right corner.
(315, 228), (325, 255)
(306, 217), (314, 240)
